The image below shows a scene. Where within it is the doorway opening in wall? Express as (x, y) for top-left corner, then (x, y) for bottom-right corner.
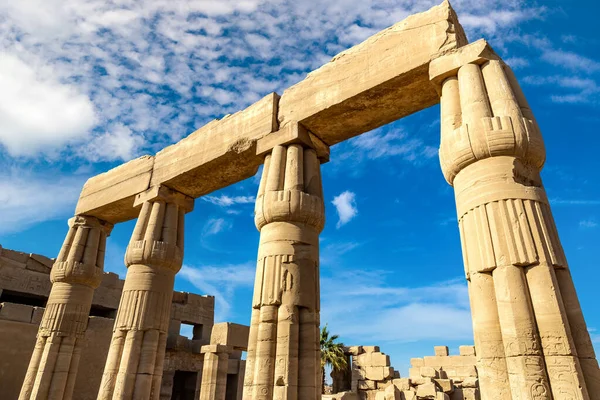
(172, 370), (197, 400)
(225, 372), (239, 400)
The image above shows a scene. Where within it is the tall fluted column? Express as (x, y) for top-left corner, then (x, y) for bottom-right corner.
(19, 216), (113, 400)
(432, 40), (600, 400)
(243, 141), (325, 400)
(97, 186), (193, 400)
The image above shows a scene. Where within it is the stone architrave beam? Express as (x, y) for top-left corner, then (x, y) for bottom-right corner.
(277, 0), (467, 146)
(74, 0), (465, 225)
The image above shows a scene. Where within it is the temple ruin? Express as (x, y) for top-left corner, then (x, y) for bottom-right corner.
(0, 246), (248, 400)
(3, 1), (600, 399)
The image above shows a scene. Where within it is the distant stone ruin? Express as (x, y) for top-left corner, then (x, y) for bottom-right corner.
(0, 246), (247, 400)
(5, 1), (600, 399)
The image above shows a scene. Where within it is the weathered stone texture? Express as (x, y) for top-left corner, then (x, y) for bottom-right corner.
(278, 0), (467, 146)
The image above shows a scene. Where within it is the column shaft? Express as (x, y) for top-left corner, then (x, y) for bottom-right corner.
(434, 42), (599, 399)
(199, 345), (231, 400)
(19, 216), (112, 400)
(97, 186), (193, 400)
(243, 142), (325, 400)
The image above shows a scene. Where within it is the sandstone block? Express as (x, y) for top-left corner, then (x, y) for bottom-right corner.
(458, 345), (475, 356)
(358, 380), (376, 390)
(420, 367), (439, 378)
(363, 346), (380, 353)
(25, 255), (52, 273)
(461, 388), (479, 400)
(416, 382), (437, 399)
(436, 393), (450, 400)
(433, 379), (453, 393)
(365, 366), (393, 381)
(461, 377), (478, 388)
(347, 346), (364, 356)
(434, 346), (449, 357)
(384, 384), (401, 400)
(277, 1), (466, 146)
(411, 377), (433, 386)
(1, 248), (29, 264)
(210, 322), (250, 350)
(410, 358), (424, 367)
(76, 155), (155, 223)
(0, 302), (33, 323)
(357, 352), (391, 367)
(392, 378), (411, 391)
(408, 368), (421, 378)
(150, 93), (278, 197)
(401, 391), (416, 400)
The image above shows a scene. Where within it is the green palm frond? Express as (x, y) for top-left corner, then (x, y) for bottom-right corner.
(320, 324), (347, 372)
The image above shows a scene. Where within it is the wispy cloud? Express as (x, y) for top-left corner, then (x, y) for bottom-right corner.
(580, 219), (598, 228)
(179, 262), (255, 321)
(541, 49), (600, 74)
(0, 171), (85, 233)
(203, 217), (232, 236)
(550, 199), (600, 206)
(320, 240), (362, 266)
(332, 191), (358, 228)
(203, 195), (256, 207)
(321, 270), (472, 343)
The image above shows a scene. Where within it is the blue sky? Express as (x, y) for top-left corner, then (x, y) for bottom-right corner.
(1, 0), (599, 376)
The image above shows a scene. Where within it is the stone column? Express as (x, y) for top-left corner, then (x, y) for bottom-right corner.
(431, 40), (600, 400)
(200, 345), (232, 400)
(243, 141), (325, 400)
(97, 186), (193, 400)
(19, 216), (113, 400)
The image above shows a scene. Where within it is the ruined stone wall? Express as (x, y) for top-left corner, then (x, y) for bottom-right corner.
(0, 245), (217, 400)
(337, 345), (479, 400)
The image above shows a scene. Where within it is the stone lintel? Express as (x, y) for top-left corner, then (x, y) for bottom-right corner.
(75, 155), (155, 224)
(72, 2), (468, 224)
(256, 122), (330, 162)
(201, 344), (233, 354)
(429, 39), (500, 92)
(133, 185), (194, 212)
(210, 322), (250, 350)
(277, 0), (467, 146)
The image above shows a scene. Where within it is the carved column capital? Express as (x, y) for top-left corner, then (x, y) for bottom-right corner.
(50, 215), (113, 288)
(430, 40), (545, 185)
(125, 185), (193, 272)
(254, 143), (325, 231)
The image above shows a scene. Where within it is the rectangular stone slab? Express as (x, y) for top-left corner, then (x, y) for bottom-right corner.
(75, 155), (154, 223)
(75, 94), (278, 223)
(277, 0), (467, 145)
(150, 93), (279, 197)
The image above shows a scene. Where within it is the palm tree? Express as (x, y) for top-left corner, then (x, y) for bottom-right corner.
(320, 324), (348, 394)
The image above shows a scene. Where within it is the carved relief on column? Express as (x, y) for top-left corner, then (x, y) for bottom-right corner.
(97, 185), (193, 400)
(431, 39), (598, 399)
(19, 216), (113, 400)
(243, 130), (326, 400)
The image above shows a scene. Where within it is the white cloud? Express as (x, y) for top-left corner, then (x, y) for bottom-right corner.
(580, 219), (598, 228)
(541, 50), (600, 74)
(0, 53), (96, 157)
(83, 124), (144, 162)
(321, 270), (472, 343)
(203, 217), (232, 236)
(332, 191), (358, 228)
(0, 172), (85, 233)
(178, 262), (255, 321)
(202, 195), (256, 207)
(550, 199), (600, 206)
(0, 0), (542, 165)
